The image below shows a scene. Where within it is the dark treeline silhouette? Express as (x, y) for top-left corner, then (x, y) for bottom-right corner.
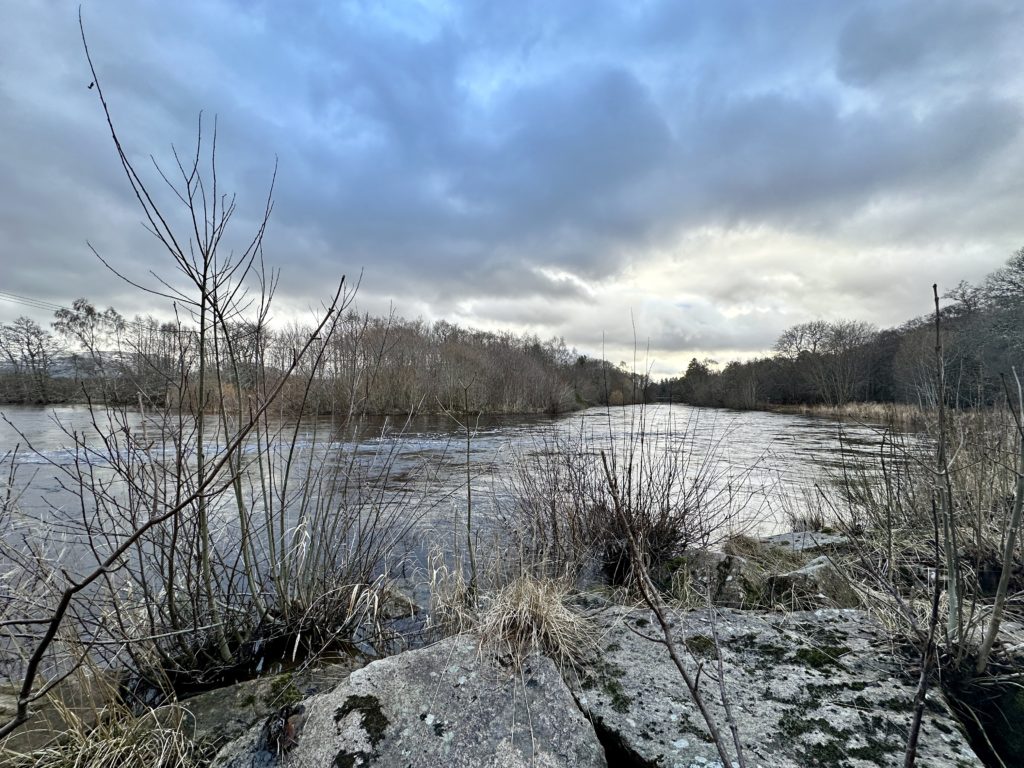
(0, 302), (645, 414)
(648, 248), (1024, 410)
(8, 249), (1019, 415)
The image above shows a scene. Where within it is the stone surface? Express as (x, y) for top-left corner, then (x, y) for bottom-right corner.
(569, 606), (982, 768)
(762, 530), (850, 553)
(767, 555), (861, 608)
(175, 657), (365, 753)
(213, 634), (606, 768)
(676, 551), (765, 608)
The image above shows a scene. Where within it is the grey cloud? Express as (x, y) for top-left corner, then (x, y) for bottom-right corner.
(1, 0), (1022, 366)
(836, 1), (1020, 88)
(673, 92), (1022, 230)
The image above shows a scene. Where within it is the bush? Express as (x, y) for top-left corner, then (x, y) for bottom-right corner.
(501, 407), (759, 589)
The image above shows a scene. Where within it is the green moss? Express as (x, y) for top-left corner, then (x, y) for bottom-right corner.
(806, 680), (868, 699)
(684, 634), (718, 659)
(676, 710), (714, 742)
(748, 640), (790, 669)
(780, 707), (890, 767)
(776, 693), (897, 768)
(602, 677), (632, 713)
(800, 739), (848, 765)
(796, 737), (889, 768)
(845, 735), (890, 766)
(779, 710), (832, 739)
(793, 622), (848, 641)
(267, 674), (302, 706)
(580, 656), (632, 712)
(793, 645), (849, 670)
(756, 642), (790, 661)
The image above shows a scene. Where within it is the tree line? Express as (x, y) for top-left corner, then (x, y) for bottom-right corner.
(0, 301), (645, 414)
(9, 249), (1019, 415)
(648, 248), (1024, 410)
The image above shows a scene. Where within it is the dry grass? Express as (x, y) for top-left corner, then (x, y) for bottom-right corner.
(475, 576), (594, 669)
(1, 702), (199, 768)
(425, 541), (597, 669)
(722, 534), (807, 572)
(772, 401), (928, 430)
(426, 552), (478, 638)
(833, 408), (1018, 567)
(501, 412), (756, 588)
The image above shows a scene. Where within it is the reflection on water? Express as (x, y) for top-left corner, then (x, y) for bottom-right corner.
(0, 402), (899, 545)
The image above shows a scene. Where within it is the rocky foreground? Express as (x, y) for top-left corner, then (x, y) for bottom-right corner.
(3, 530), (993, 767)
(210, 602), (981, 768)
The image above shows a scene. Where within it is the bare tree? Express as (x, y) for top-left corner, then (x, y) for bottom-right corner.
(774, 319), (876, 405)
(983, 246), (1024, 305)
(0, 14), (353, 738)
(0, 317), (63, 403)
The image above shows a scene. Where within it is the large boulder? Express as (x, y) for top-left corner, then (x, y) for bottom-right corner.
(767, 555), (861, 609)
(673, 551), (765, 608)
(213, 634), (606, 767)
(569, 606), (981, 767)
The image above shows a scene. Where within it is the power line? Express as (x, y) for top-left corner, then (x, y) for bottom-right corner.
(0, 290), (66, 314)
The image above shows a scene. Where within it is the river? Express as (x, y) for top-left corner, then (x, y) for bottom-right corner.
(0, 400), (903, 691)
(0, 402), (892, 551)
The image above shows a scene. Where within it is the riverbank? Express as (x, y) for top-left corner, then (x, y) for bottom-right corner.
(4, 529), (1021, 767)
(765, 400), (929, 429)
(3, 400), (1020, 766)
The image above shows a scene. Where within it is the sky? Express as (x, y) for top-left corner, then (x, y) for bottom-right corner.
(1, 1), (1023, 376)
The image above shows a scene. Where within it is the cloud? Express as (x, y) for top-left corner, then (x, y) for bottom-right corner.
(836, 1), (1021, 89)
(1, 1), (1022, 378)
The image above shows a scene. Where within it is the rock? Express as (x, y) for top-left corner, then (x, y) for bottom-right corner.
(675, 551), (765, 608)
(174, 657), (366, 753)
(379, 586), (421, 620)
(761, 530), (850, 554)
(212, 634), (606, 767)
(569, 606), (982, 767)
(767, 555), (860, 609)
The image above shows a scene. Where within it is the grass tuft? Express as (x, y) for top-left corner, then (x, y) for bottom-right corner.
(1, 701), (199, 768)
(476, 576), (594, 669)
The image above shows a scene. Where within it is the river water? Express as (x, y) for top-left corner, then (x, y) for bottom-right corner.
(0, 401), (901, 690)
(0, 402), (891, 551)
